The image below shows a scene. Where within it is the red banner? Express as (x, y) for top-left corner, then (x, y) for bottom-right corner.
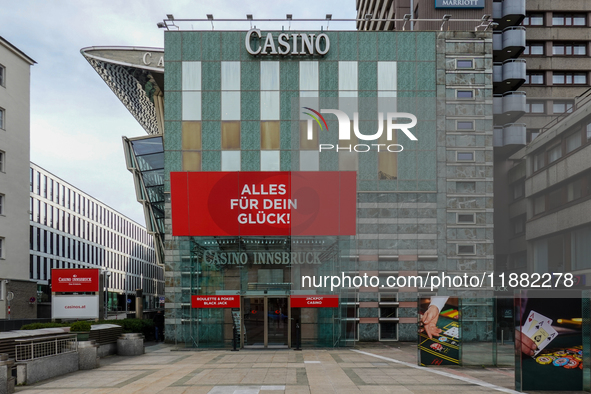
(191, 295), (241, 308)
(170, 171), (356, 236)
(290, 295), (339, 308)
(51, 269), (100, 293)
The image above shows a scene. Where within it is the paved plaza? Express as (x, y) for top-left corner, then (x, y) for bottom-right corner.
(13, 343), (538, 394)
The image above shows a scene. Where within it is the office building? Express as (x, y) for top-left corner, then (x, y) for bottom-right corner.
(0, 36), (37, 319)
(30, 163), (164, 314)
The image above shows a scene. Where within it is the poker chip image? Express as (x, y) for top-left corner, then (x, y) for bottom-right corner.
(554, 350), (567, 357)
(564, 358), (580, 369)
(430, 343), (443, 351)
(553, 357), (570, 367)
(566, 348), (580, 355)
(535, 356), (554, 365)
(580, 363), (583, 370)
(573, 355), (582, 362)
(438, 336), (448, 342)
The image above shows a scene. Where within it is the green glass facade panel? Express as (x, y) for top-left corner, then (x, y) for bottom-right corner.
(280, 121), (292, 150)
(241, 150), (260, 171)
(181, 32), (201, 61)
(201, 150), (221, 171)
(417, 62), (436, 91)
(377, 32), (397, 61)
(221, 31), (241, 61)
(396, 33), (416, 62)
(164, 91), (182, 121)
(202, 91), (221, 121)
(164, 150), (182, 172)
(358, 180), (377, 191)
(378, 179), (398, 191)
(164, 32), (182, 61)
(240, 121), (260, 150)
(164, 61), (181, 92)
(202, 62), (221, 91)
(398, 150), (417, 180)
(319, 62), (338, 91)
(319, 150), (338, 171)
(241, 61), (259, 91)
(338, 32), (358, 60)
(358, 151), (378, 180)
(358, 32), (377, 61)
(279, 62), (299, 91)
(397, 62), (415, 91)
(164, 121), (181, 151)
(280, 150), (291, 171)
(398, 180), (418, 191)
(241, 91), (260, 120)
(418, 180), (437, 191)
(416, 32), (436, 61)
(201, 32), (221, 61)
(201, 121), (221, 150)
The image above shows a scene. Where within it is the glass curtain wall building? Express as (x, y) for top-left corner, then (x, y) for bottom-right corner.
(29, 163), (164, 312)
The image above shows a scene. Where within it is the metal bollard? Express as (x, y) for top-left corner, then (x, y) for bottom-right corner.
(231, 324), (239, 351)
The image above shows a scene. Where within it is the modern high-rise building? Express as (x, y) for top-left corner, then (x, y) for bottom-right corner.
(29, 163), (164, 316)
(83, 16), (501, 358)
(0, 36), (37, 320)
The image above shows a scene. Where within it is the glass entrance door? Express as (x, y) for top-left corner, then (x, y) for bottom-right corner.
(243, 297), (289, 348)
(267, 298), (288, 347)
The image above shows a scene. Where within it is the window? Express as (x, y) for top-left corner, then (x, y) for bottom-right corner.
(221, 151), (240, 171)
(456, 90), (474, 99)
(512, 183), (524, 200)
(0, 107), (4, 129)
(547, 188), (563, 211)
(526, 101), (545, 113)
(524, 43), (545, 55)
(587, 123), (591, 141)
(552, 13), (586, 26)
(534, 151), (545, 171)
(457, 121), (474, 131)
(0, 64), (4, 87)
(513, 216), (525, 235)
(456, 59), (473, 69)
(553, 101), (573, 114)
(534, 195), (545, 215)
(457, 244), (476, 255)
(525, 73), (545, 85)
(457, 213), (476, 224)
(553, 72), (587, 85)
(527, 129), (540, 143)
(457, 151), (474, 161)
(548, 144), (562, 164)
(0, 238), (4, 259)
(0, 151), (4, 172)
(523, 13), (544, 26)
(553, 42), (587, 56)
(566, 132), (582, 153)
(567, 179), (583, 202)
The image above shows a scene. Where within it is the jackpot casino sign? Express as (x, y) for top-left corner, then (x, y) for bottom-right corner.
(170, 171), (356, 236)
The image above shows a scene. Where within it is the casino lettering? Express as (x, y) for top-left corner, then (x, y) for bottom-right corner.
(245, 29), (330, 56)
(202, 251), (322, 265)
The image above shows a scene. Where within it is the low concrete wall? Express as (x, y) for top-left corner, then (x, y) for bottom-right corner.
(97, 343), (117, 358)
(117, 334), (144, 356)
(16, 352), (78, 385)
(0, 354), (14, 394)
(78, 341), (98, 370)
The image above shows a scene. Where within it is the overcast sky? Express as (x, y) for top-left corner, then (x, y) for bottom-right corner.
(3, 0), (356, 225)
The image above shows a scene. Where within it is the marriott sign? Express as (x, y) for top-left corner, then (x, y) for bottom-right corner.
(245, 29), (330, 56)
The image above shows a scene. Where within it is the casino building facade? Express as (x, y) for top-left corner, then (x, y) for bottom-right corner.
(83, 20), (501, 355)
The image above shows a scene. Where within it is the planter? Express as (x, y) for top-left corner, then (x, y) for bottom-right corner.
(74, 332), (90, 341)
(117, 333), (144, 356)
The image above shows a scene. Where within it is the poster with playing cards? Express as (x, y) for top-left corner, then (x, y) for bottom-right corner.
(521, 310), (558, 356)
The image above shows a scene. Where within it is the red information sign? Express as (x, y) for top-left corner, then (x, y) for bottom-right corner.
(170, 171), (356, 236)
(290, 295), (339, 308)
(51, 269), (100, 293)
(191, 295), (241, 308)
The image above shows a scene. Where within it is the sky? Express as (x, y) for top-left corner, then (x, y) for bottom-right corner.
(2, 0), (356, 225)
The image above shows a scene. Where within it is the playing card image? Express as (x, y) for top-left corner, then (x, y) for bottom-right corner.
(516, 292), (582, 392)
